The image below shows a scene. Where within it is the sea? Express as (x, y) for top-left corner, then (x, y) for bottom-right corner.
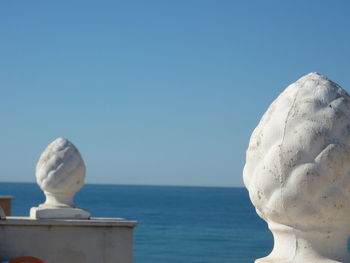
(0, 182), (273, 263)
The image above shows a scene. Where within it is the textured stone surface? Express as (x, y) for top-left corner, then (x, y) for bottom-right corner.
(244, 73), (350, 263)
(36, 137), (86, 207)
(31, 138), (90, 219)
(0, 217), (137, 263)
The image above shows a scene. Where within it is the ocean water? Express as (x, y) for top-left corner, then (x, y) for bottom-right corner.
(0, 183), (272, 263)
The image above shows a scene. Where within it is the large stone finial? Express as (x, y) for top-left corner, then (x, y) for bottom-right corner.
(30, 138), (90, 219)
(244, 73), (350, 263)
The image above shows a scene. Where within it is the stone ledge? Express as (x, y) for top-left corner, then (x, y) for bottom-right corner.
(0, 216), (137, 228)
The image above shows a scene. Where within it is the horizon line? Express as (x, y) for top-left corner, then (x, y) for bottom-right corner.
(0, 181), (244, 189)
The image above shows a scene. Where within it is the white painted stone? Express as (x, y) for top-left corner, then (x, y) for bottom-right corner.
(30, 138), (90, 219)
(244, 72), (350, 263)
(0, 217), (137, 263)
(30, 207), (91, 219)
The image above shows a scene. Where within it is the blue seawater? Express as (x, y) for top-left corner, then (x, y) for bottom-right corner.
(0, 183), (272, 263)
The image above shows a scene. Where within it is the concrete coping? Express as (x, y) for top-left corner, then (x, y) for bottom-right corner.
(0, 216), (137, 228)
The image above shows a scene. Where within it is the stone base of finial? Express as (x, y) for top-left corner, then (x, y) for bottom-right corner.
(257, 222), (350, 263)
(256, 257), (347, 263)
(30, 207), (91, 219)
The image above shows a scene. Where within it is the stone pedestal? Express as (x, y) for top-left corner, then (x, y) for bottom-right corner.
(256, 222), (350, 263)
(0, 217), (137, 263)
(30, 207), (90, 219)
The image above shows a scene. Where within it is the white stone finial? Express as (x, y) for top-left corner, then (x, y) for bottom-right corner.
(30, 137), (90, 219)
(244, 73), (350, 263)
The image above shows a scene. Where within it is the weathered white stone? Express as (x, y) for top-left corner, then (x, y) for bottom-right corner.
(30, 207), (90, 219)
(30, 138), (90, 219)
(244, 72), (350, 263)
(0, 217), (137, 263)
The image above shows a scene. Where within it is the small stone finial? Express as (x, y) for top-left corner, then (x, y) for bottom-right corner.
(244, 73), (350, 263)
(30, 138), (90, 219)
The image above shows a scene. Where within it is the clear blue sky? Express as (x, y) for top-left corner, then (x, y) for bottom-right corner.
(1, 1), (350, 187)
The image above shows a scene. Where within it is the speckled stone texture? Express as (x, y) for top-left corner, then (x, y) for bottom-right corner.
(244, 73), (350, 263)
(31, 138), (90, 219)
